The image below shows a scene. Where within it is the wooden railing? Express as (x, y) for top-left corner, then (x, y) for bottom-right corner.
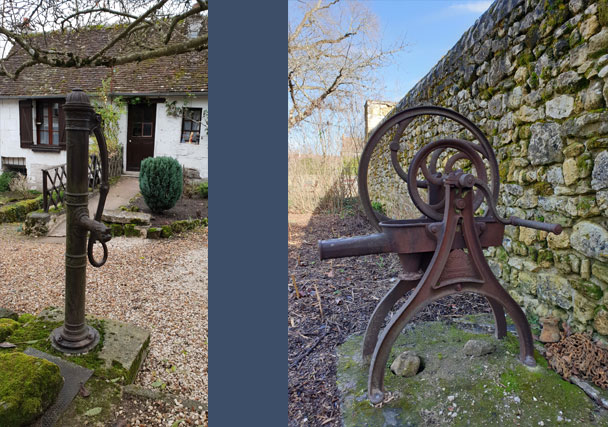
(42, 151), (123, 213)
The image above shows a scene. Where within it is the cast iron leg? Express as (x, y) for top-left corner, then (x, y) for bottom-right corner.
(461, 193), (535, 367)
(486, 297), (507, 339)
(363, 279), (417, 362)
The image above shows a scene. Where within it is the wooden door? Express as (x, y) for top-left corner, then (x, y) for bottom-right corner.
(127, 103), (156, 171)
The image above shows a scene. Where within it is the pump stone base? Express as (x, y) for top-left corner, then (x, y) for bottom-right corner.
(50, 325), (100, 354)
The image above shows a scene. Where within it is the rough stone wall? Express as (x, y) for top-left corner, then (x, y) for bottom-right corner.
(368, 0), (608, 337)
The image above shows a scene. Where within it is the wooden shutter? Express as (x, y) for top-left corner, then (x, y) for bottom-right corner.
(19, 100), (33, 148)
(58, 102), (65, 146)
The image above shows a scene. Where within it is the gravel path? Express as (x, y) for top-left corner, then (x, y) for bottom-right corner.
(0, 225), (208, 424)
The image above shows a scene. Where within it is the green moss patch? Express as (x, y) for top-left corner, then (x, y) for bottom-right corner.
(0, 318), (19, 341)
(338, 319), (603, 426)
(0, 352), (63, 426)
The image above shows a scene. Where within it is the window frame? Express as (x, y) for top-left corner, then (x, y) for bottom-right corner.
(180, 107), (202, 145)
(34, 99), (66, 151)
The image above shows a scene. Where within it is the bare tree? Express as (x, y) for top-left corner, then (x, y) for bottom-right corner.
(0, 0), (207, 79)
(288, 0), (402, 131)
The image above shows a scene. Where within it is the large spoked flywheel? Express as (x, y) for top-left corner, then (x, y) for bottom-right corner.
(358, 106), (500, 231)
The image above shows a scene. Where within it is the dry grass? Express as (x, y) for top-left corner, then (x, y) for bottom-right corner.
(288, 153), (358, 214)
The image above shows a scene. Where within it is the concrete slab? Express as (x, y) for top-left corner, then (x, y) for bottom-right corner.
(337, 316), (608, 426)
(101, 209), (151, 225)
(37, 307), (150, 384)
(98, 318), (150, 384)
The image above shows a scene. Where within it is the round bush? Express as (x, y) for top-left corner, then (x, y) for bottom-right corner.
(139, 157), (183, 213)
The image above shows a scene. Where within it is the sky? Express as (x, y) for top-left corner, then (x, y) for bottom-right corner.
(368, 0), (492, 103)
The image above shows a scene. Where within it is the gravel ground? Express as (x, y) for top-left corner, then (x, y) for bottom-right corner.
(0, 225), (208, 425)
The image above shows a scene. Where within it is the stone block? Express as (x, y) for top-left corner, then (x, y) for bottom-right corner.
(24, 212), (51, 237)
(96, 318), (150, 384)
(592, 151), (608, 190)
(529, 122), (564, 165)
(390, 351), (420, 377)
(594, 308), (608, 335)
(0, 307), (18, 321)
(570, 221), (608, 261)
(548, 229), (571, 249)
(101, 209), (151, 226)
(592, 261), (608, 283)
(573, 292), (597, 323)
(546, 95), (574, 119)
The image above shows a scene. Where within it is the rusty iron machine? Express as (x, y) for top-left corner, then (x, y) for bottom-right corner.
(318, 106), (562, 404)
(50, 89), (112, 354)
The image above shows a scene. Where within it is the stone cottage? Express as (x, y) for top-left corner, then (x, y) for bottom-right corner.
(369, 0), (608, 338)
(0, 23), (208, 189)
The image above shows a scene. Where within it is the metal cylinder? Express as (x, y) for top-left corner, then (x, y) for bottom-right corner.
(319, 233), (391, 260)
(50, 89), (100, 354)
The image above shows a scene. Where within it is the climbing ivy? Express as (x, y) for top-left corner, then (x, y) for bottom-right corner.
(92, 78), (125, 157)
(165, 95), (208, 136)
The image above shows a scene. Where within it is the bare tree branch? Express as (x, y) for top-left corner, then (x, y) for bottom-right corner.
(0, 0), (208, 80)
(288, 0), (403, 131)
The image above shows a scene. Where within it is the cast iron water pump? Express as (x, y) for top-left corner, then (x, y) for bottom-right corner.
(318, 106), (562, 404)
(50, 89), (112, 354)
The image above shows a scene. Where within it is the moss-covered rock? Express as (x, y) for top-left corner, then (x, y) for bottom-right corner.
(0, 352), (63, 426)
(160, 225), (172, 238)
(123, 224), (140, 237)
(110, 223), (123, 237)
(0, 318), (19, 341)
(146, 227), (161, 239)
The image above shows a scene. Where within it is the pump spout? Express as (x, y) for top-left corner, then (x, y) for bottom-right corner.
(319, 233), (391, 260)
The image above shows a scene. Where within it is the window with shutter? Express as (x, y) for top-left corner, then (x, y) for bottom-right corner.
(35, 99), (66, 150)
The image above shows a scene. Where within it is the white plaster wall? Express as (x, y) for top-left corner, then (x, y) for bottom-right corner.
(152, 96), (208, 179)
(0, 99), (66, 190)
(0, 94), (209, 190)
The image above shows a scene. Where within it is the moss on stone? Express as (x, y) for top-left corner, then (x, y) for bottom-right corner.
(0, 318), (19, 341)
(532, 181), (553, 196)
(525, 24), (540, 50)
(563, 142), (585, 158)
(110, 223), (123, 237)
(517, 49), (535, 67)
(0, 352), (63, 426)
(576, 152), (593, 177)
(572, 279), (604, 300)
(537, 249), (554, 267)
(161, 225), (172, 238)
(146, 227), (161, 239)
(17, 313), (35, 324)
(600, 0), (608, 27)
(529, 72), (539, 89)
(123, 224), (140, 237)
(338, 321), (600, 427)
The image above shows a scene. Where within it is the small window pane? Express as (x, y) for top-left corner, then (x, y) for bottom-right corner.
(133, 123), (142, 136)
(143, 123), (153, 136)
(40, 131), (49, 144)
(53, 132), (59, 145)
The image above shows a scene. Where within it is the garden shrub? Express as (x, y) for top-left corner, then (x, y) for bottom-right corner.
(139, 157), (183, 213)
(0, 171), (15, 192)
(198, 182), (208, 198)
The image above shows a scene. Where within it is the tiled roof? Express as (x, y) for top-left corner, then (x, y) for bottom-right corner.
(0, 24), (207, 97)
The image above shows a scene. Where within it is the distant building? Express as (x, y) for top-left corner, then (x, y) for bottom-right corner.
(364, 100), (396, 137)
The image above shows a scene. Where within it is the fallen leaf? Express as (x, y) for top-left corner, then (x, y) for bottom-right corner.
(151, 380), (164, 388)
(0, 342), (16, 348)
(83, 407), (102, 416)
